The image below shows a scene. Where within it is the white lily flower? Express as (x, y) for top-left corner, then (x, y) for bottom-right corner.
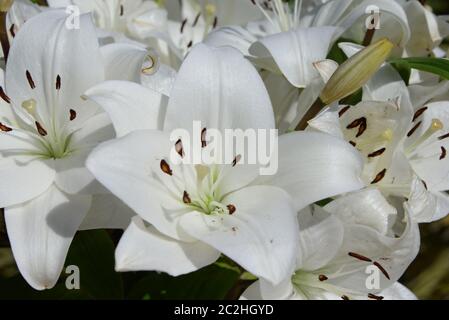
(204, 0), (409, 132)
(85, 43), (364, 284)
(0, 9), (151, 290)
(309, 59), (449, 223)
(242, 188), (420, 300)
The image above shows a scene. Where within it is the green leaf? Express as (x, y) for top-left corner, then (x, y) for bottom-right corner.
(390, 57), (449, 80)
(391, 60), (411, 85)
(64, 230), (124, 299)
(126, 264), (240, 300)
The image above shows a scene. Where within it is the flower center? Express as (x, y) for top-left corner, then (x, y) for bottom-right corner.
(252, 0), (302, 32)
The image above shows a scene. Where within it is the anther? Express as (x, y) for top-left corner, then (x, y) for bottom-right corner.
(56, 75), (61, 90)
(69, 109), (77, 121)
(120, 4), (124, 16)
(368, 293), (384, 300)
(0, 122), (12, 132)
(193, 12), (201, 27)
(368, 148), (386, 158)
(407, 121), (422, 137)
(413, 106), (427, 122)
(338, 105), (350, 118)
(160, 159), (172, 176)
(0, 86), (10, 103)
(187, 40), (193, 48)
(439, 132), (449, 140)
(348, 252), (372, 262)
(232, 154), (241, 167)
(9, 24), (15, 38)
(370, 168), (387, 184)
(227, 204), (236, 215)
(201, 128), (207, 147)
(440, 146), (446, 160)
(373, 261), (390, 280)
(318, 275), (328, 281)
(175, 139), (184, 157)
(341, 295), (350, 300)
(26, 70), (35, 89)
(35, 121), (47, 136)
(180, 18), (187, 33)
(183, 191), (191, 204)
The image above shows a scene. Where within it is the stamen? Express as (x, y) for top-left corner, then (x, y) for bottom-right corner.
(406, 119), (444, 154)
(373, 261), (390, 280)
(212, 16), (218, 29)
(9, 24), (15, 38)
(193, 12), (201, 27)
(175, 139), (184, 157)
(180, 18), (188, 33)
(407, 121), (422, 137)
(368, 293), (384, 300)
(160, 159), (172, 176)
(438, 132), (449, 140)
(69, 109), (77, 121)
(413, 106), (428, 122)
(338, 105), (351, 118)
(56, 75), (61, 90)
(26, 70), (35, 89)
(346, 117), (367, 137)
(318, 275), (328, 281)
(440, 146), (446, 160)
(422, 180), (428, 190)
(348, 252), (372, 262)
(120, 4), (124, 16)
(201, 127), (207, 147)
(183, 191), (191, 204)
(227, 204), (236, 215)
(187, 40), (193, 48)
(368, 148), (386, 158)
(370, 168), (387, 184)
(0, 86), (10, 103)
(232, 154), (241, 167)
(35, 121), (47, 136)
(349, 141), (356, 147)
(0, 122), (12, 132)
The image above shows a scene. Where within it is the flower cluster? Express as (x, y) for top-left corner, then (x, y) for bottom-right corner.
(1, 0), (448, 300)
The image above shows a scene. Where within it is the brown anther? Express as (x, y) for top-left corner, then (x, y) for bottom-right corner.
(346, 117), (367, 137)
(35, 121), (47, 136)
(370, 168), (387, 184)
(56, 75), (61, 90)
(26, 70), (35, 89)
(440, 146), (447, 160)
(9, 24), (15, 38)
(413, 106), (428, 122)
(368, 148), (386, 158)
(0, 86), (10, 103)
(201, 127), (207, 147)
(183, 191), (191, 204)
(407, 121), (422, 137)
(368, 293), (384, 300)
(69, 109), (77, 121)
(348, 252), (372, 262)
(187, 40), (193, 48)
(438, 132), (449, 140)
(318, 275), (328, 282)
(193, 12), (201, 27)
(175, 139), (184, 157)
(0, 122), (12, 132)
(373, 261), (390, 280)
(232, 154), (241, 167)
(341, 295), (350, 300)
(422, 180), (428, 190)
(349, 141), (356, 147)
(160, 159), (172, 176)
(120, 4), (124, 16)
(213, 16), (218, 28)
(227, 204), (236, 215)
(180, 18), (188, 33)
(338, 105), (350, 118)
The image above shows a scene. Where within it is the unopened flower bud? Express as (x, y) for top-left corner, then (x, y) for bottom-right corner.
(320, 38), (394, 105)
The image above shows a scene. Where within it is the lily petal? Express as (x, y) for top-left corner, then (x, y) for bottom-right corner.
(5, 184), (91, 290)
